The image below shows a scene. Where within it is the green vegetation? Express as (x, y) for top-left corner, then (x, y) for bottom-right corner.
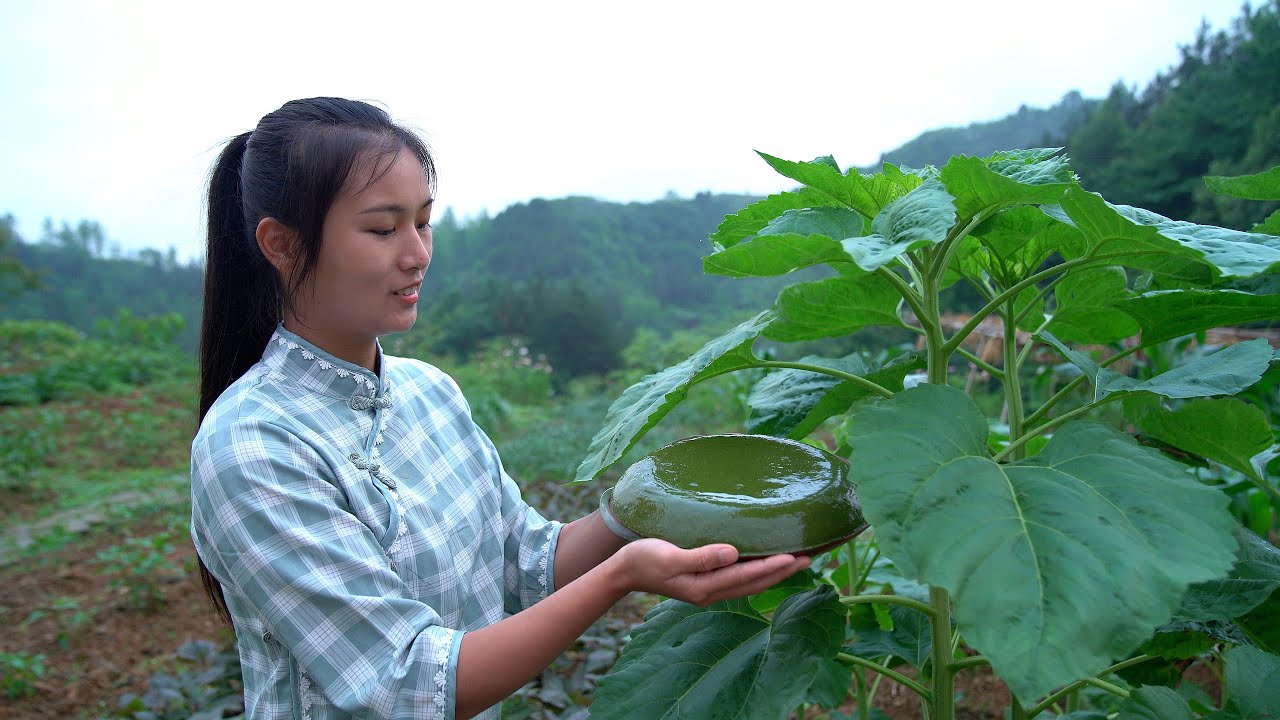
(575, 144), (1280, 720)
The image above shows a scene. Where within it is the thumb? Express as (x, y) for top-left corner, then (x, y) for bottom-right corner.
(687, 544), (739, 573)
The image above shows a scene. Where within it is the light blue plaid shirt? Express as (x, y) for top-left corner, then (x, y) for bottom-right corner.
(190, 326), (562, 720)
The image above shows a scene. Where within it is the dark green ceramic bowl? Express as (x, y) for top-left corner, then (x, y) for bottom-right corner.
(606, 434), (867, 557)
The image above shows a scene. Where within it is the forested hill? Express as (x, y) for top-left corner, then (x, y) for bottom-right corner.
(869, 91), (1097, 171)
(0, 193), (789, 365)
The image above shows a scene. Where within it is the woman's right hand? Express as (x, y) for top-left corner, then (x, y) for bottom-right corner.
(606, 538), (810, 607)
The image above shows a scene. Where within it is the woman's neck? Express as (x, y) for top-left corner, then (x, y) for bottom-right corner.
(282, 317), (379, 374)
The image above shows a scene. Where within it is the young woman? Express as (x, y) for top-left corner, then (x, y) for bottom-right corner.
(190, 97), (809, 720)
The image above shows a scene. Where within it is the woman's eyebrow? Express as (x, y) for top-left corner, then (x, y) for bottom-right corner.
(357, 199), (434, 215)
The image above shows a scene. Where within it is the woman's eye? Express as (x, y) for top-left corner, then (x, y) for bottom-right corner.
(416, 221), (432, 232)
(372, 228), (395, 237)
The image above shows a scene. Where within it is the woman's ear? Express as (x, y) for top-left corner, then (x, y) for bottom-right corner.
(256, 217), (299, 275)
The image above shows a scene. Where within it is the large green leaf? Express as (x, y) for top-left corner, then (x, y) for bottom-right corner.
(1173, 526), (1280, 624)
(1125, 395), (1275, 483)
(591, 586), (845, 720)
(1040, 333), (1275, 402)
(709, 188), (837, 250)
(704, 207), (870, 277)
(841, 180), (958, 271)
(1045, 266), (1140, 344)
(766, 273), (905, 342)
(1116, 686), (1196, 720)
(1116, 289), (1280, 345)
(1055, 189), (1214, 283)
(940, 151), (1076, 219)
(573, 312), (771, 481)
(704, 233), (854, 278)
(746, 351), (925, 439)
(1239, 591), (1280, 654)
(843, 383), (1238, 700)
(1111, 203), (1280, 279)
(804, 658), (853, 709)
(1204, 166), (1280, 201)
(757, 152), (901, 219)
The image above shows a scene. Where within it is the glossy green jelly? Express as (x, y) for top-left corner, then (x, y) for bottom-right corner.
(609, 434), (867, 557)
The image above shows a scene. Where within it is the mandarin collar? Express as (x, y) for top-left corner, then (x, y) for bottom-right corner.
(262, 325), (390, 406)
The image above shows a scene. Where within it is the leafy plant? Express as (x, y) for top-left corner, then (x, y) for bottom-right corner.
(95, 531), (186, 610)
(108, 639), (243, 720)
(0, 650), (45, 700)
(574, 151), (1280, 719)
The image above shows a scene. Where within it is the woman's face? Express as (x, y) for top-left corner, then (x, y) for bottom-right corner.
(288, 147), (433, 358)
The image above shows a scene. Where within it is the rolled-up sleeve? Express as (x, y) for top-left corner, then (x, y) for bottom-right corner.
(191, 418), (463, 719)
(498, 464), (562, 613)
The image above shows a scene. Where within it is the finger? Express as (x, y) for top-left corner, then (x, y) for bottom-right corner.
(682, 543), (739, 573)
(704, 557), (812, 603)
(693, 553), (801, 594)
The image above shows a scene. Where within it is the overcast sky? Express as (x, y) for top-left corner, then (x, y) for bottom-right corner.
(0, 0), (1249, 261)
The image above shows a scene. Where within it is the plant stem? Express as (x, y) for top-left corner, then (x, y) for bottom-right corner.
(928, 211), (990, 285)
(855, 547), (880, 590)
(840, 594), (937, 618)
(835, 653), (933, 701)
(929, 587), (955, 720)
(1001, 305), (1026, 462)
(878, 267), (930, 330)
(955, 346), (1004, 379)
(854, 661), (870, 720)
(940, 250), (1168, 357)
(1010, 696), (1028, 720)
(1026, 654), (1156, 717)
(752, 361), (895, 398)
(948, 656), (989, 672)
(1081, 676), (1130, 699)
(994, 395), (1122, 463)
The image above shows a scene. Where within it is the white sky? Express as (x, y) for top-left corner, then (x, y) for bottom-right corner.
(0, 0), (1248, 261)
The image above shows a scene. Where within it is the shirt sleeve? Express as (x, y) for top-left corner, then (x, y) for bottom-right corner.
(191, 417), (464, 720)
(452, 389), (563, 614)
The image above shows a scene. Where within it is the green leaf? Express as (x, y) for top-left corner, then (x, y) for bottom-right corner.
(1140, 627), (1216, 660)
(1116, 289), (1280, 346)
(591, 586), (845, 720)
(573, 312), (771, 482)
(1110, 203), (1280, 279)
(843, 384), (1238, 700)
(1239, 591), (1280, 654)
(757, 152), (901, 219)
(847, 604), (932, 667)
(710, 189), (837, 250)
(746, 351), (925, 439)
(704, 233), (855, 278)
(1124, 396), (1275, 483)
(940, 151), (1076, 219)
(1040, 333), (1275, 402)
(1045, 266), (1140, 344)
(841, 180), (958, 271)
(1204, 166), (1280, 201)
(804, 658), (852, 709)
(1223, 645), (1280, 718)
(956, 206), (1084, 286)
(749, 569), (821, 616)
(1254, 208), (1280, 235)
(766, 274), (904, 343)
(1174, 526), (1280, 623)
(761, 206), (869, 240)
(1054, 189), (1213, 283)
(1115, 686), (1196, 720)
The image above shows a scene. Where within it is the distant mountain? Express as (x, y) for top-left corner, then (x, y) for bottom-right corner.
(866, 91), (1097, 170)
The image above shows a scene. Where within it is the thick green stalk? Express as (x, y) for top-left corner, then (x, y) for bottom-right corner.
(841, 594), (937, 618)
(920, 250), (955, 720)
(854, 661), (870, 720)
(1002, 305), (1025, 461)
(1026, 654), (1156, 717)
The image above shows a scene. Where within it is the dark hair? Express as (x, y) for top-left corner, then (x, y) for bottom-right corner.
(198, 97), (435, 624)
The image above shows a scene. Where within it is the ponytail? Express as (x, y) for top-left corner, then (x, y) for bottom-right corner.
(199, 131), (281, 424)
(193, 98), (437, 626)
